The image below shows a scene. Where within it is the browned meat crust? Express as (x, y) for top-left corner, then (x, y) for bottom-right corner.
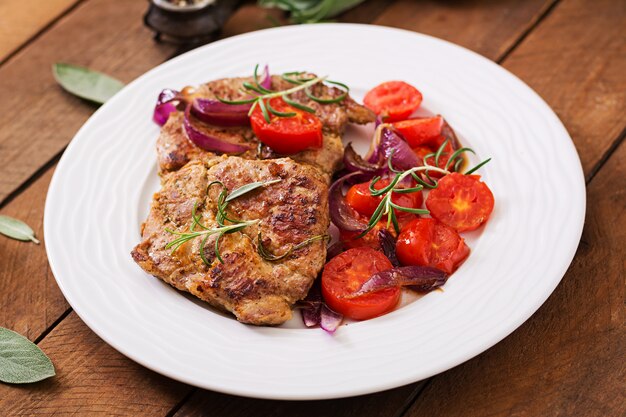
(156, 75), (375, 179)
(132, 157), (329, 325)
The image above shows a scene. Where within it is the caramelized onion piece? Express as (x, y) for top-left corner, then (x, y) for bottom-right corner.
(320, 304), (343, 333)
(153, 88), (182, 126)
(329, 171), (367, 232)
(183, 105), (251, 154)
(349, 266), (448, 298)
(343, 143), (382, 175)
(378, 229), (400, 267)
(367, 127), (420, 170)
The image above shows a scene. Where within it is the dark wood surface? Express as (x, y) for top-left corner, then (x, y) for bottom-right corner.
(0, 0), (624, 415)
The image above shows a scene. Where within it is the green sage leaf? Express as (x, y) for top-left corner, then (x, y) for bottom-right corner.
(0, 215), (39, 244)
(53, 63), (124, 104)
(0, 327), (55, 384)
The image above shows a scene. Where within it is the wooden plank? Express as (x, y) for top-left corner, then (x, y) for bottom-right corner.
(402, 0), (626, 415)
(0, 0), (80, 62)
(220, 0), (395, 38)
(501, 0), (626, 174)
(0, 165), (69, 340)
(375, 0), (557, 61)
(176, 384), (421, 417)
(0, 312), (190, 415)
(405, 141), (626, 417)
(0, 0), (177, 204)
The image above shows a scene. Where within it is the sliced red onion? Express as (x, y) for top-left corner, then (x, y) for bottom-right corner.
(329, 171), (367, 232)
(367, 127), (420, 170)
(378, 229), (400, 267)
(326, 242), (345, 261)
(153, 88), (183, 126)
(343, 143), (382, 175)
(299, 281), (343, 333)
(183, 105), (251, 154)
(301, 301), (322, 327)
(299, 280), (322, 327)
(349, 266), (448, 298)
(192, 98), (252, 114)
(154, 102), (178, 126)
(259, 64), (271, 89)
(320, 304), (343, 333)
(191, 99), (250, 127)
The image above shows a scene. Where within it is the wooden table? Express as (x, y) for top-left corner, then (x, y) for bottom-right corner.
(1, 0), (624, 415)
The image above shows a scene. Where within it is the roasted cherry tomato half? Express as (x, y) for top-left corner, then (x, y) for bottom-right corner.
(396, 218), (470, 274)
(412, 142), (459, 179)
(250, 97), (322, 154)
(393, 116), (444, 148)
(322, 247), (399, 320)
(363, 81), (423, 122)
(340, 221), (390, 251)
(426, 173), (495, 232)
(345, 178), (424, 218)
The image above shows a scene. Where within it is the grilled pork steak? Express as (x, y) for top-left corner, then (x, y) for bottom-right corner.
(156, 75), (375, 180)
(132, 156), (329, 325)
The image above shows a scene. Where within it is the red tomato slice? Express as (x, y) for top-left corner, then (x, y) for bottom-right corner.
(393, 116), (444, 148)
(345, 178), (424, 218)
(426, 173), (495, 232)
(250, 97), (322, 154)
(322, 247), (399, 320)
(396, 218), (470, 274)
(363, 81), (423, 122)
(340, 221), (390, 250)
(412, 144), (454, 169)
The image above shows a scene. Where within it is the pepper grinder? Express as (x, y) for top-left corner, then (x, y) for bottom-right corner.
(144, 0), (242, 44)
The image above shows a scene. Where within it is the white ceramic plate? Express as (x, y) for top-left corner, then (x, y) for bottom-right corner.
(44, 24), (585, 400)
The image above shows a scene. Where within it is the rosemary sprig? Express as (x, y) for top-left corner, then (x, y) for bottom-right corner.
(357, 136), (491, 237)
(165, 209), (256, 263)
(217, 65), (349, 123)
(166, 178), (281, 264)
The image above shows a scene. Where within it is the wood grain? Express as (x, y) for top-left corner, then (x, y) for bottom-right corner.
(220, 0), (395, 38)
(175, 384), (421, 417)
(375, 0), (557, 61)
(501, 0), (626, 174)
(0, 312), (190, 415)
(0, 0), (176, 204)
(0, 0), (81, 62)
(402, 0), (626, 415)
(0, 166), (69, 341)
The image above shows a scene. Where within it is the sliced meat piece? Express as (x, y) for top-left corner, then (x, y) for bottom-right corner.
(132, 156), (329, 325)
(156, 74), (375, 179)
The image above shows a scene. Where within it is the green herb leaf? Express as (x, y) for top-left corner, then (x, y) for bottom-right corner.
(225, 179), (281, 202)
(259, 0), (366, 23)
(465, 157), (492, 175)
(0, 215), (39, 244)
(0, 327), (55, 384)
(53, 63), (124, 104)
